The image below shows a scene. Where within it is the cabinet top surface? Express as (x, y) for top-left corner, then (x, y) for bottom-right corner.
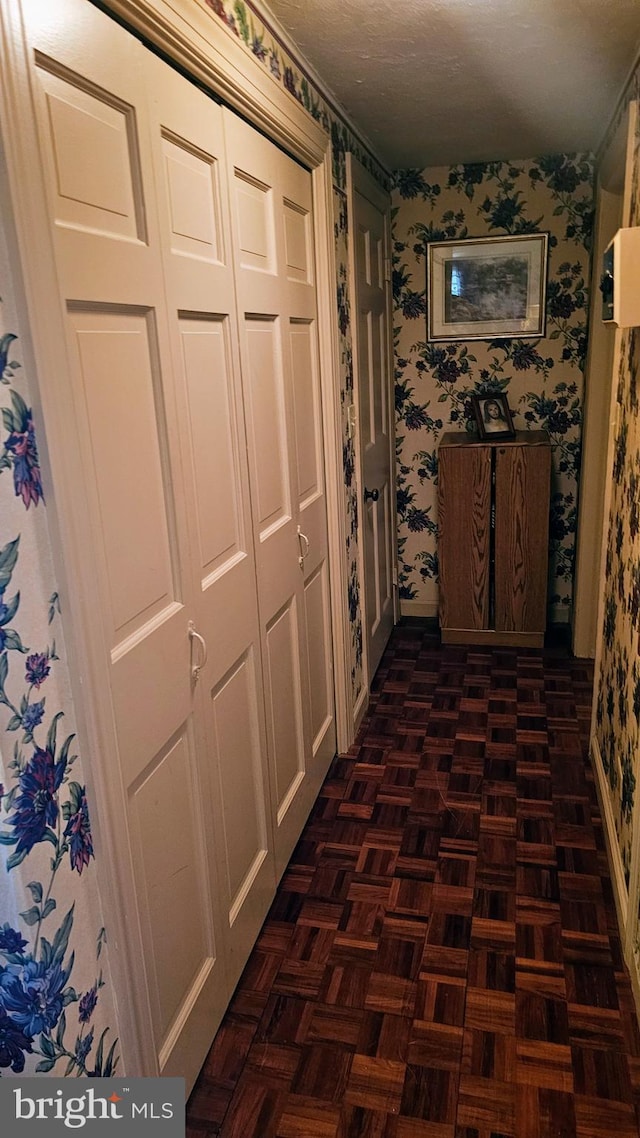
(439, 429), (550, 449)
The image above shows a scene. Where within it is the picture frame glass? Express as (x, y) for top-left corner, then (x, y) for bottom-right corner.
(428, 234), (548, 342)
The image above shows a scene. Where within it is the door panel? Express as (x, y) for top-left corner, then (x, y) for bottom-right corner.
(70, 310), (177, 642)
(144, 54), (276, 992)
(245, 317), (291, 530)
(348, 158), (395, 682)
(266, 599), (306, 820)
(25, 0), (233, 1091)
(438, 444), (491, 632)
(132, 728), (213, 1041)
(36, 64), (144, 241)
(304, 563), (333, 748)
(179, 318), (241, 578)
(494, 444), (551, 633)
(210, 652), (269, 913)
(225, 110), (335, 878)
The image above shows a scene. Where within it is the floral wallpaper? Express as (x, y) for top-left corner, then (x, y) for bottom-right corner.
(0, 213), (119, 1076)
(198, 0), (388, 192)
(392, 155), (595, 619)
(594, 74), (640, 892)
(334, 189), (364, 696)
(198, 0), (395, 710)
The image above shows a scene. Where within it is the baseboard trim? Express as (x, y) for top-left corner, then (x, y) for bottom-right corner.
(353, 683), (368, 735)
(441, 627), (544, 648)
(400, 598), (570, 633)
(399, 600), (438, 618)
(590, 734), (628, 933)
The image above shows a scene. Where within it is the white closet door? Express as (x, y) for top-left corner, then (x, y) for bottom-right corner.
(23, 0), (236, 1089)
(143, 56), (276, 992)
(224, 111), (336, 878)
(348, 156), (395, 682)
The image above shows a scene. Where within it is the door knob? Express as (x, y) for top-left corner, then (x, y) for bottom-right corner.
(364, 487), (379, 502)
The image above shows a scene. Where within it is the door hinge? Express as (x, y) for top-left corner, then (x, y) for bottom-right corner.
(384, 257), (392, 282)
(392, 567), (398, 587)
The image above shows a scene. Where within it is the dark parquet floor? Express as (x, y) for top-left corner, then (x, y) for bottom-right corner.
(186, 621), (640, 1138)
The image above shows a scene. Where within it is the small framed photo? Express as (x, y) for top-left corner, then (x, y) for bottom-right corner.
(472, 393), (515, 440)
(426, 233), (548, 342)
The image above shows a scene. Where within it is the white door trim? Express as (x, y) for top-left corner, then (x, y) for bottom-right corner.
(313, 156), (352, 752)
(103, 0), (327, 167)
(0, 0), (352, 1074)
(346, 153), (397, 696)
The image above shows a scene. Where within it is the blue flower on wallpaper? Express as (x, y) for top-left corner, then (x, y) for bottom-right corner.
(0, 955), (72, 1037)
(5, 746), (66, 862)
(78, 984), (98, 1023)
(0, 924), (28, 954)
(509, 342), (548, 372)
(0, 1005), (33, 1072)
(21, 699), (45, 735)
(63, 784), (94, 876)
(622, 755), (636, 824)
(395, 169), (441, 204)
(75, 1026), (94, 1067)
(1, 390), (44, 509)
(603, 592), (617, 650)
(479, 190), (527, 232)
(25, 651), (51, 688)
(448, 163), (491, 198)
(613, 419), (628, 483)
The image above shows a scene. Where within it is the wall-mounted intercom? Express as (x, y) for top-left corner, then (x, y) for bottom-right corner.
(600, 227), (640, 326)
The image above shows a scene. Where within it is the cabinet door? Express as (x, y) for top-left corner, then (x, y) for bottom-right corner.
(438, 445), (491, 630)
(495, 444), (551, 633)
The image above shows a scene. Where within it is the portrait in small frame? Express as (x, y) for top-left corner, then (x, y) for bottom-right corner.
(471, 393), (515, 440)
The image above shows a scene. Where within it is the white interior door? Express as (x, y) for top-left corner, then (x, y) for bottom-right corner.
(224, 111), (336, 879)
(348, 155), (395, 682)
(23, 0), (273, 1091)
(143, 57), (276, 996)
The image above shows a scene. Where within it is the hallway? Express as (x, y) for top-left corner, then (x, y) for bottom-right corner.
(185, 621), (640, 1137)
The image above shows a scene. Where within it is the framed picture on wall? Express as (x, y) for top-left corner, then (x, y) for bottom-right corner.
(426, 233), (548, 342)
(471, 393), (516, 440)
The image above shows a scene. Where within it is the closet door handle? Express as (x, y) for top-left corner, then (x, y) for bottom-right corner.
(189, 621), (208, 681)
(364, 487), (379, 502)
(297, 526), (310, 569)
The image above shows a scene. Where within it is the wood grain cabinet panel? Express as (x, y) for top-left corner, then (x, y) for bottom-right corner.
(438, 431), (551, 647)
(438, 444), (491, 631)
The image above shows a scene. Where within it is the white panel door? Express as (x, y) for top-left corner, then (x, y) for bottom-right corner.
(143, 55), (276, 993)
(23, 0), (253, 1091)
(224, 111), (336, 879)
(348, 156), (395, 682)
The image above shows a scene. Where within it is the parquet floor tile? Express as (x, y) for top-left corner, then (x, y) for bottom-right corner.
(186, 624), (640, 1138)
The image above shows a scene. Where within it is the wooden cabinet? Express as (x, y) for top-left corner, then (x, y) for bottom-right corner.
(438, 431), (551, 647)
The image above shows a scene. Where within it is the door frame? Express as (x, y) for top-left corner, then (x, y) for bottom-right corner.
(346, 153), (397, 719)
(0, 0), (351, 1075)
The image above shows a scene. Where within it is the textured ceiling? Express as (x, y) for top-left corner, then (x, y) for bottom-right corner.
(262, 0), (640, 169)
